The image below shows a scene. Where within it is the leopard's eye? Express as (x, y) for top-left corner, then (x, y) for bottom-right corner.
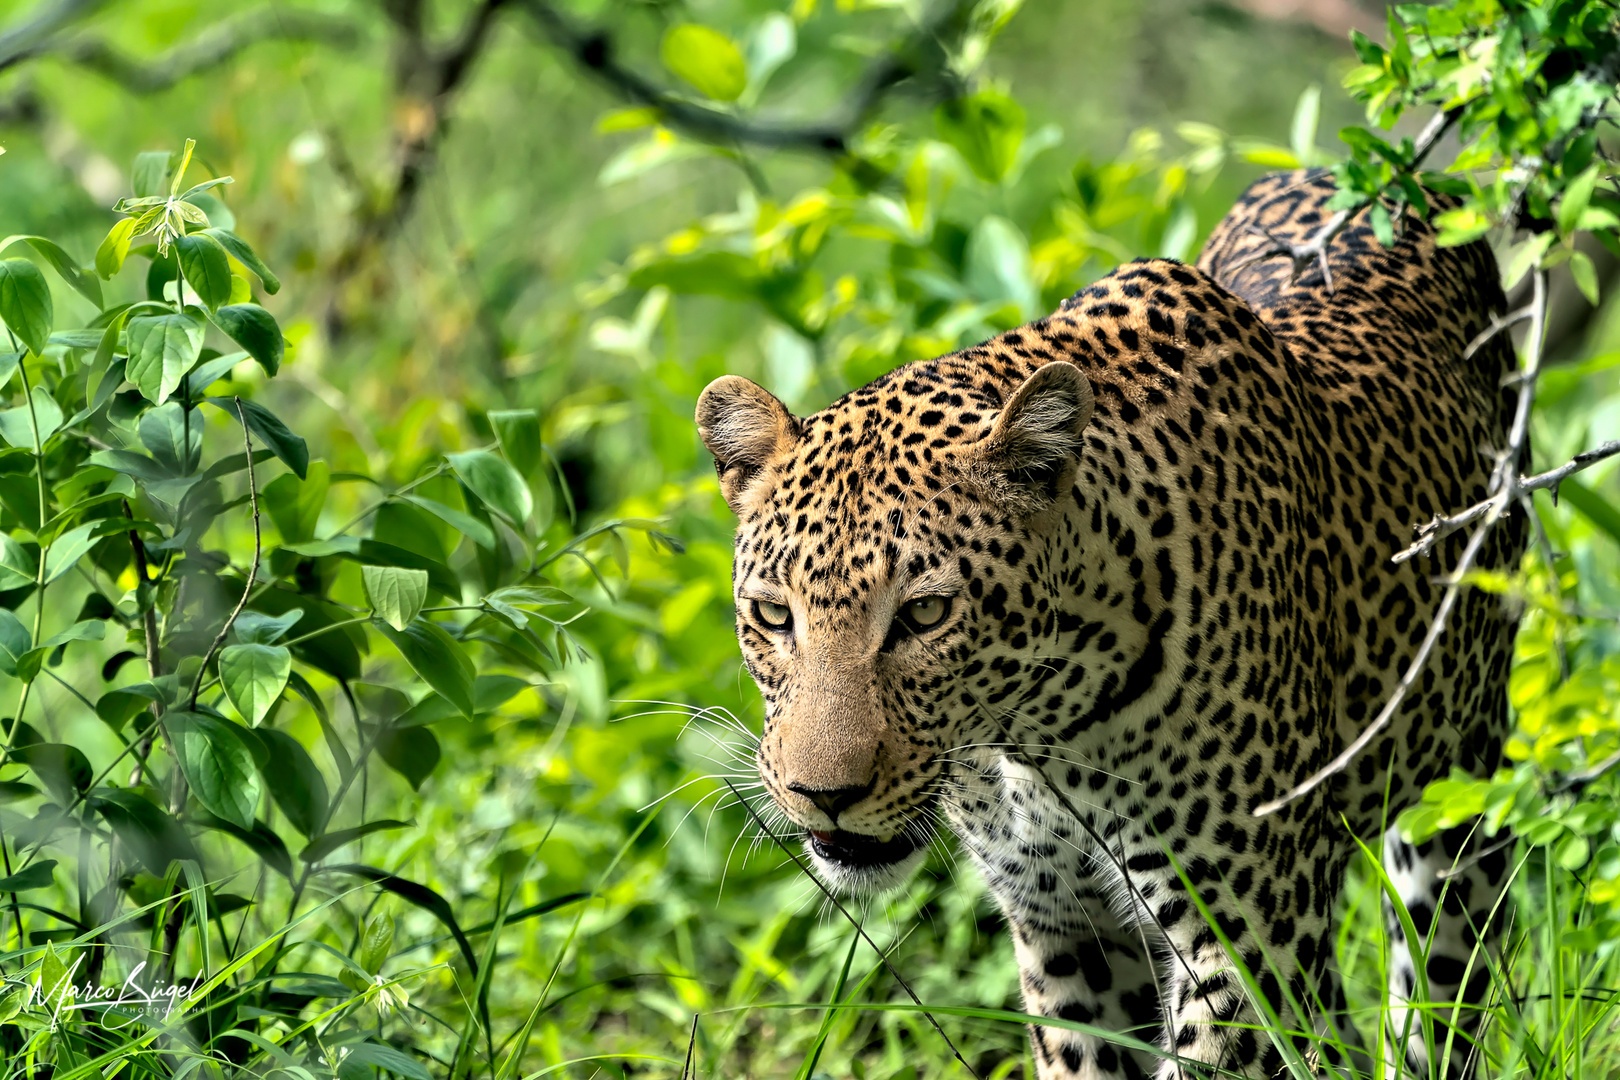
(753, 599), (793, 631)
(900, 596), (950, 632)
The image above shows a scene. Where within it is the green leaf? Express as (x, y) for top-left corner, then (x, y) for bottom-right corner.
(403, 494), (497, 550)
(0, 982), (21, 1023)
(299, 819), (413, 863)
(131, 150), (174, 197)
(935, 90), (1026, 185)
(234, 608), (303, 645)
(16, 620), (104, 682)
(38, 942), (71, 1008)
(661, 24), (747, 102)
(138, 401), (203, 475)
(362, 565), (429, 632)
(126, 311), (205, 403)
(167, 711), (262, 830)
(1559, 479), (1620, 545)
(0, 235), (101, 309)
(1289, 84), (1321, 167)
(359, 913), (396, 973)
(262, 461), (329, 542)
(0, 860), (55, 893)
(175, 232), (232, 310)
(95, 686), (158, 733)
(345, 1043), (431, 1080)
(0, 608), (29, 677)
(90, 788), (201, 874)
(378, 620), (475, 718)
(207, 396), (307, 478)
(1570, 249), (1601, 306)
(185, 350), (247, 398)
(0, 534), (35, 591)
(1502, 232), (1554, 291)
(311, 863), (478, 977)
(0, 259), (52, 356)
(1559, 164), (1601, 237)
(97, 217), (139, 279)
(449, 449), (532, 527)
(203, 229), (279, 294)
(210, 304), (283, 376)
(253, 726), (329, 838)
(218, 644), (291, 726)
(88, 448), (170, 482)
(0, 387), (63, 449)
(490, 409), (543, 475)
(476, 674), (529, 712)
(43, 522), (100, 585)
(12, 743), (92, 804)
(195, 812), (292, 879)
(627, 251), (759, 300)
(377, 724), (440, 790)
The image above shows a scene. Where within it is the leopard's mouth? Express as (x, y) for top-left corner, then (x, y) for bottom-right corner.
(807, 828), (922, 868)
(801, 814), (933, 895)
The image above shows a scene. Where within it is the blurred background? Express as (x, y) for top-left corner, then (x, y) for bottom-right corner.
(3, 0), (1619, 1076)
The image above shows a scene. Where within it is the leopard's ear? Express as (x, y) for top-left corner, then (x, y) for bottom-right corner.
(696, 375), (803, 513)
(966, 361), (1094, 515)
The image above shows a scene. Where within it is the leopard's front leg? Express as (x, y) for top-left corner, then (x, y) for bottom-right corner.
(1139, 853), (1340, 1080)
(1013, 913), (1162, 1080)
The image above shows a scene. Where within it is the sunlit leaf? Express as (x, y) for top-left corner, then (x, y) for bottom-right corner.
(0, 259), (52, 356)
(219, 643), (291, 726)
(363, 565), (430, 632)
(661, 24), (747, 102)
(126, 310), (205, 403)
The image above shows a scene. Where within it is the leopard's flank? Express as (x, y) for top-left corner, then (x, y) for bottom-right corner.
(695, 170), (1523, 1079)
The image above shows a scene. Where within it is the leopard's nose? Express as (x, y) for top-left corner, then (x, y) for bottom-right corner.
(788, 780), (874, 824)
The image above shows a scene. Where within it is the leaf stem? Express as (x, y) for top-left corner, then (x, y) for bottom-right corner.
(187, 397), (261, 710)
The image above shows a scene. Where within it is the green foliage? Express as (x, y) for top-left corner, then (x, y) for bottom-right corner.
(0, 138), (680, 1075)
(0, 0), (1613, 1077)
(1332, 0), (1620, 280)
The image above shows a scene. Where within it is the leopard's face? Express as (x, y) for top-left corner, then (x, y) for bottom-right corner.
(697, 359), (1095, 893)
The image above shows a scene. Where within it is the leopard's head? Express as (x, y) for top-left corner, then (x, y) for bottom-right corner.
(696, 356), (1095, 892)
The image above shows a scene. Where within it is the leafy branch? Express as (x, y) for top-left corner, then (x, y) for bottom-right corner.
(516, 0), (973, 156)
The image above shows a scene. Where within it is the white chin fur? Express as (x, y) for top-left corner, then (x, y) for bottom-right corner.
(805, 837), (929, 896)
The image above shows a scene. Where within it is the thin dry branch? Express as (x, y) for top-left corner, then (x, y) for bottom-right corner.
(516, 0), (970, 155)
(1256, 269), (1549, 818)
(327, 0), (512, 288)
(1463, 305), (1534, 360)
(1395, 439), (1620, 563)
(1236, 107), (1460, 292)
(0, 0), (108, 73)
(0, 6), (358, 88)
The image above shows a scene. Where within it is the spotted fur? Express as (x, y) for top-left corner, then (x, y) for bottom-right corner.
(696, 170), (1522, 1078)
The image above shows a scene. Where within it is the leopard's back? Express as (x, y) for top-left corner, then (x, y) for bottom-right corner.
(1199, 170), (1525, 827)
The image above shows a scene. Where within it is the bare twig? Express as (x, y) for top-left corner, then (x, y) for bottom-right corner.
(326, 0), (512, 297)
(516, 0), (969, 155)
(1238, 209), (1351, 291)
(1234, 107), (1460, 293)
(1256, 269), (1548, 817)
(723, 780), (982, 1079)
(1463, 306), (1534, 360)
(30, 8), (358, 92)
(1394, 439), (1620, 563)
(187, 398), (262, 710)
(0, 0), (109, 73)
(1562, 747), (1620, 788)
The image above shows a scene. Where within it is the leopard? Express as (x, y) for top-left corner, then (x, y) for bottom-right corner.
(694, 169), (1524, 1079)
